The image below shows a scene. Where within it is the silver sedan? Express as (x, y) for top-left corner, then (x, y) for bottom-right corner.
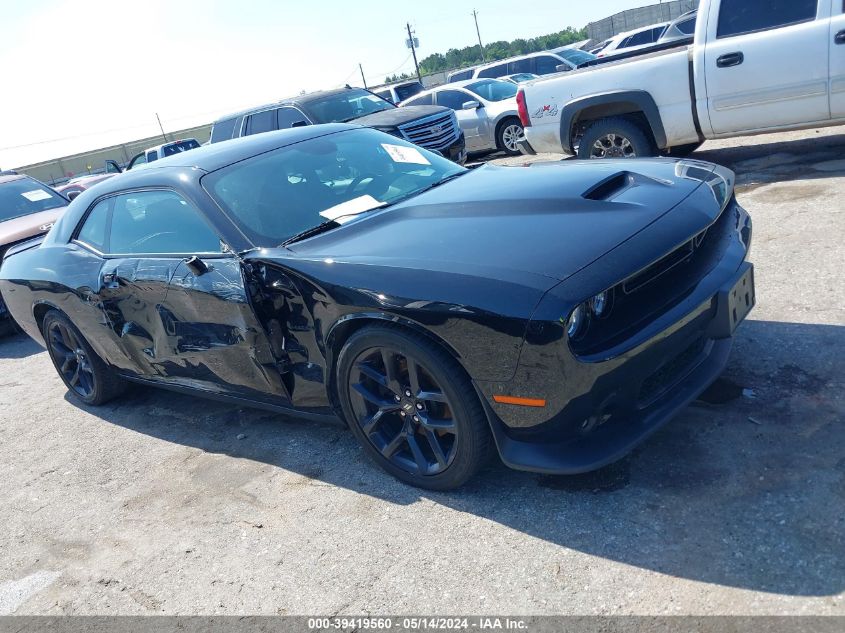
(399, 79), (523, 155)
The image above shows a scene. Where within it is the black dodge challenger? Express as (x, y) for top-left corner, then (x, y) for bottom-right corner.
(0, 125), (754, 489)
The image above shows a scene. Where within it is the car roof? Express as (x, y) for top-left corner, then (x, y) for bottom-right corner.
(474, 50), (563, 72)
(99, 123), (359, 181)
(0, 174), (29, 186)
(213, 87), (366, 123)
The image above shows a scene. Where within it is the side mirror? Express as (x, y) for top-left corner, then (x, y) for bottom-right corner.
(291, 120), (309, 128)
(66, 190), (82, 201)
(555, 64), (571, 72)
(462, 100), (481, 110)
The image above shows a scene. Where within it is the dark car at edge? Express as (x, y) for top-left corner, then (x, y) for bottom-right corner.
(0, 125), (754, 489)
(209, 86), (467, 164)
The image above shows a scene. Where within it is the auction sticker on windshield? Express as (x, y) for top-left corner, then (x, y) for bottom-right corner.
(319, 195), (386, 223)
(381, 143), (430, 165)
(21, 189), (52, 202)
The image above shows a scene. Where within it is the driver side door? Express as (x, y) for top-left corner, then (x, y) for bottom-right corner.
(436, 89), (490, 151)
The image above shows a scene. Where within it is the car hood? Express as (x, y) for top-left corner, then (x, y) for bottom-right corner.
(0, 207), (66, 247)
(287, 159), (718, 289)
(352, 105), (450, 128)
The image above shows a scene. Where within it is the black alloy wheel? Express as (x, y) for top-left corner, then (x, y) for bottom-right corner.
(338, 326), (491, 490)
(42, 310), (126, 406)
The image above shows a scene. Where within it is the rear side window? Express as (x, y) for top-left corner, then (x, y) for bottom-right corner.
(373, 90), (392, 103)
(718, 0), (817, 38)
(477, 63), (507, 78)
(448, 69), (474, 82)
(79, 190), (222, 255)
(394, 82), (423, 102)
(508, 59), (531, 74)
(210, 118), (237, 143)
(146, 151), (158, 163)
(244, 109), (277, 136)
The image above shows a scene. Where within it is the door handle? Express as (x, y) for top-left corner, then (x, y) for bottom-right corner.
(836, 30), (845, 45)
(716, 52), (744, 68)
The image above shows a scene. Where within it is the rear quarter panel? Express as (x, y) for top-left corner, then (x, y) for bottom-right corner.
(523, 47), (701, 152)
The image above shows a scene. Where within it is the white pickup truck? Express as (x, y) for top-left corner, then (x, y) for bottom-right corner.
(518, 0), (845, 158)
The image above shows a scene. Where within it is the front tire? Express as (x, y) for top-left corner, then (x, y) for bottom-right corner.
(42, 310), (126, 406)
(496, 117), (524, 156)
(577, 117), (656, 159)
(337, 326), (491, 490)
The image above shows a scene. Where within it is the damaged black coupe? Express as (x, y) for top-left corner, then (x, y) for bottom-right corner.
(0, 125), (754, 489)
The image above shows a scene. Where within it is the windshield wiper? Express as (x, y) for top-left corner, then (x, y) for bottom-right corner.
(281, 220), (341, 246)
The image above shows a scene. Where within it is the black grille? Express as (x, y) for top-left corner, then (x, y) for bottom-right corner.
(637, 337), (709, 407)
(623, 228), (708, 295)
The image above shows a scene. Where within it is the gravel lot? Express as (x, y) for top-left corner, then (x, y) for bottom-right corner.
(1, 126), (843, 616)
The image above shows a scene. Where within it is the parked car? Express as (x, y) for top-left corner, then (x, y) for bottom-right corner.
(447, 47), (597, 83)
(660, 10), (697, 43)
(371, 80), (425, 104)
(0, 124), (755, 489)
(400, 79), (523, 155)
(210, 86), (466, 164)
(519, 0), (843, 159)
(598, 13), (697, 61)
(105, 138), (202, 173)
(501, 73), (539, 85)
(597, 22), (670, 58)
(0, 174), (69, 329)
(54, 173), (116, 201)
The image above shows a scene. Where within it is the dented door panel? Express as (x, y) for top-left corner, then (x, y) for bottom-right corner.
(156, 257), (292, 403)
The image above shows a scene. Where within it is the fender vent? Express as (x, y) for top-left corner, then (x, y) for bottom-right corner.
(582, 172), (633, 201)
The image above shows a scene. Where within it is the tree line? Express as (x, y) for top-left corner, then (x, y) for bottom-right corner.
(385, 26), (587, 83)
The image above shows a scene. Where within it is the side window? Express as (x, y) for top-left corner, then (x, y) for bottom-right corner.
(76, 199), (110, 252)
(373, 90), (393, 103)
(146, 151), (158, 163)
(276, 107), (308, 129)
(108, 190), (222, 255)
(404, 93), (433, 106)
(448, 69), (473, 82)
(508, 59), (532, 74)
(244, 109), (277, 136)
(626, 30), (654, 47)
(437, 90), (472, 110)
(477, 63), (507, 78)
(210, 117), (237, 143)
(535, 56), (562, 74)
(677, 17), (697, 35)
(718, 0), (817, 38)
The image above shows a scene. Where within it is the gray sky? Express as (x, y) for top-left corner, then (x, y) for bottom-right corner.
(0, 0), (650, 168)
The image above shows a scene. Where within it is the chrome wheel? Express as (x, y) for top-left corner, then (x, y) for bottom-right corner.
(500, 123), (524, 153)
(347, 346), (458, 476)
(590, 133), (637, 159)
(47, 320), (95, 399)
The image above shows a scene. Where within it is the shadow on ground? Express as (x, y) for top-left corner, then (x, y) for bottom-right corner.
(0, 331), (43, 359)
(69, 319), (845, 598)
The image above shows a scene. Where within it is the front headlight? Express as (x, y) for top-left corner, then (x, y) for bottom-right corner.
(589, 290), (610, 318)
(566, 304), (587, 339)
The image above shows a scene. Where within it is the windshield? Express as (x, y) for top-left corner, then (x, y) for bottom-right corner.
(162, 139), (201, 156)
(303, 89), (395, 123)
(203, 128), (465, 247)
(557, 49), (596, 66)
(0, 178), (66, 222)
(466, 79), (517, 102)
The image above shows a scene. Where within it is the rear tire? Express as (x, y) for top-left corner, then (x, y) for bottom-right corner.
(577, 117), (656, 159)
(42, 310), (126, 406)
(496, 117), (524, 156)
(337, 325), (491, 490)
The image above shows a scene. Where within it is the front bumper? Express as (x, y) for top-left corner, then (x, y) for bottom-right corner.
(441, 132), (467, 164)
(475, 195), (755, 474)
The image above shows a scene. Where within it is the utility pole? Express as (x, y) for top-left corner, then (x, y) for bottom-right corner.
(406, 22), (422, 83)
(359, 63), (368, 89)
(472, 9), (486, 61)
(155, 113), (167, 142)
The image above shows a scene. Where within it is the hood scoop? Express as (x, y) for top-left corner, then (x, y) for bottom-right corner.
(582, 171), (634, 201)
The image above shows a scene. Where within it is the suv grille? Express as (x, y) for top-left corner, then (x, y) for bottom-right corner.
(397, 111), (460, 151)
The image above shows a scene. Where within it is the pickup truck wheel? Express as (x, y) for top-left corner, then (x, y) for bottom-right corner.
(496, 117), (524, 156)
(578, 117), (655, 160)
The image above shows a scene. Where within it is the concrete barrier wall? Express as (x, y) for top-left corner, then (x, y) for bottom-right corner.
(18, 124), (212, 186)
(587, 0), (699, 42)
